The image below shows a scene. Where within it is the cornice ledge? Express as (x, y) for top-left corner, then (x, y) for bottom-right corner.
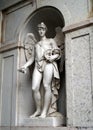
(0, 41), (24, 53)
(63, 17), (93, 33)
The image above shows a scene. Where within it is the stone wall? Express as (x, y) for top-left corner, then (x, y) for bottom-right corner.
(65, 25), (93, 127)
(0, 0), (93, 129)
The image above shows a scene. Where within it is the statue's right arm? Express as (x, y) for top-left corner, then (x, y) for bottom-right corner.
(24, 45), (35, 68)
(20, 46), (35, 72)
(18, 56), (35, 73)
(22, 56), (34, 69)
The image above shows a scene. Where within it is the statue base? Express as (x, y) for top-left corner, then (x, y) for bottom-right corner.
(21, 116), (64, 127)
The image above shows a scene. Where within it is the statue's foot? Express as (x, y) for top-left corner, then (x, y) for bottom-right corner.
(39, 113), (47, 118)
(30, 111), (41, 118)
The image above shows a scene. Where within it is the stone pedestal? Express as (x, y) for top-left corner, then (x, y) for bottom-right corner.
(20, 117), (64, 127)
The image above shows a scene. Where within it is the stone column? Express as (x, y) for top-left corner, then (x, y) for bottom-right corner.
(64, 19), (93, 127)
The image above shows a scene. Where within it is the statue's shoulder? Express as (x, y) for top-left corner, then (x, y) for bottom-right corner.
(49, 38), (54, 42)
(48, 38), (55, 45)
(36, 41), (41, 45)
(50, 38), (53, 40)
(35, 41), (41, 48)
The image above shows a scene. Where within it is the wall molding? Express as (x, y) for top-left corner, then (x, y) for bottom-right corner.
(63, 18), (93, 33)
(0, 42), (24, 53)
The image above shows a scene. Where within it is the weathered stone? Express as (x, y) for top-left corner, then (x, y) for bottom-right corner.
(0, 0), (93, 129)
(65, 27), (93, 127)
(20, 117), (64, 127)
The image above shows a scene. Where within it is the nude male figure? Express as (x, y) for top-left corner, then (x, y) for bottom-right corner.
(20, 22), (60, 118)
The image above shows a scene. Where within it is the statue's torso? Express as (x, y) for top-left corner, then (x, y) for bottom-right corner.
(35, 38), (54, 61)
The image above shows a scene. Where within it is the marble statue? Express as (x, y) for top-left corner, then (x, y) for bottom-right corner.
(18, 22), (64, 118)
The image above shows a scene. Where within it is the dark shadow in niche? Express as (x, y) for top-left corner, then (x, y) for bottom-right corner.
(23, 6), (64, 41)
(57, 64), (66, 126)
(21, 6), (66, 126)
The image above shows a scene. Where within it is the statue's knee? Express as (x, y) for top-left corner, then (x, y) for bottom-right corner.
(32, 86), (39, 92)
(44, 84), (51, 92)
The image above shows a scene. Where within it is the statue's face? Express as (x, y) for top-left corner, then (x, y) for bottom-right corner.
(38, 28), (46, 37)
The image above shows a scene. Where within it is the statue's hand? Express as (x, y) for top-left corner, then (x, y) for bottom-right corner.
(44, 49), (60, 62)
(46, 54), (59, 62)
(18, 66), (27, 74)
(45, 55), (53, 62)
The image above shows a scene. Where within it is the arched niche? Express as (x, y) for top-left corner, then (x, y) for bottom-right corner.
(19, 6), (65, 42)
(19, 6), (66, 125)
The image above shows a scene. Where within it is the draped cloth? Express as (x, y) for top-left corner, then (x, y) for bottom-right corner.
(48, 63), (60, 116)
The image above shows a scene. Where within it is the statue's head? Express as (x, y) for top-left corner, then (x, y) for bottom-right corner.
(38, 22), (47, 30)
(37, 22), (47, 36)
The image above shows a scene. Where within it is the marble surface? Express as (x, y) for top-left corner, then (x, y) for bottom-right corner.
(0, 126), (78, 130)
(0, 0), (93, 128)
(19, 117), (64, 127)
(65, 27), (93, 127)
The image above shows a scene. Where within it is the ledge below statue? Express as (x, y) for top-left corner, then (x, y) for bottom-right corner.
(20, 116), (64, 127)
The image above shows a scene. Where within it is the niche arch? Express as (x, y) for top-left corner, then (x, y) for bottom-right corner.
(19, 6), (66, 125)
(19, 6), (65, 42)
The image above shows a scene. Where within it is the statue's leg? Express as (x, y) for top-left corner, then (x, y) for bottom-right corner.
(40, 63), (53, 118)
(30, 67), (42, 118)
